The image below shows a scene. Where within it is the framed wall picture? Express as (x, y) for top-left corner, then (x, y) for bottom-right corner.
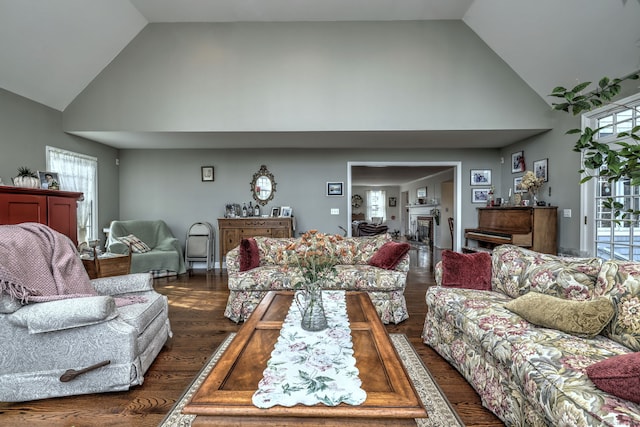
(534, 158), (548, 182)
(470, 169), (491, 186)
(280, 206), (292, 217)
(514, 176), (524, 193)
(416, 187), (427, 198)
(472, 188), (490, 204)
(326, 182), (343, 196)
(37, 171), (60, 189)
(201, 166), (214, 182)
(388, 196), (397, 207)
(511, 151), (525, 173)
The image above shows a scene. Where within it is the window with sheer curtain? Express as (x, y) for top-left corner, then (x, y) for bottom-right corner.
(46, 146), (98, 243)
(366, 190), (386, 222)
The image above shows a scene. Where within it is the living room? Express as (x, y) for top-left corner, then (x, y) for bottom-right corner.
(4, 1), (639, 260)
(1, 1), (640, 425)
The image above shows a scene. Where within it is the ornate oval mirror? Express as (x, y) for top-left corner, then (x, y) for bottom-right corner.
(251, 165), (276, 206)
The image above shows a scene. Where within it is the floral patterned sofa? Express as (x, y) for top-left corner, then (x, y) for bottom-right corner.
(423, 244), (640, 426)
(224, 233), (410, 324)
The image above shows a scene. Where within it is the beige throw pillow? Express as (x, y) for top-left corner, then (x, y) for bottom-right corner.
(504, 292), (615, 338)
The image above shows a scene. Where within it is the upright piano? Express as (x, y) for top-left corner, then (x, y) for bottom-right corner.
(464, 206), (557, 255)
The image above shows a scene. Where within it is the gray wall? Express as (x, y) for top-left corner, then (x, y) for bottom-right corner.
(0, 88), (120, 239)
(64, 21), (551, 133)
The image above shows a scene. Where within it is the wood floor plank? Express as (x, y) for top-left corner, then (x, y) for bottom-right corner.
(0, 252), (504, 426)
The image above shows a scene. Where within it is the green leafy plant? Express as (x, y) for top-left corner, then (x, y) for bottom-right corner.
(549, 71), (640, 219)
(16, 167), (37, 178)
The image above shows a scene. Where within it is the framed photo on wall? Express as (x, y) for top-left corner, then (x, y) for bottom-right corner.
(201, 166), (214, 182)
(470, 169), (491, 186)
(472, 188), (490, 204)
(326, 182), (343, 196)
(388, 197), (397, 207)
(416, 187), (427, 198)
(534, 158), (548, 182)
(511, 151), (525, 173)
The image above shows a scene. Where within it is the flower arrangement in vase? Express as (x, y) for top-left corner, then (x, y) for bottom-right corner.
(519, 170), (544, 204)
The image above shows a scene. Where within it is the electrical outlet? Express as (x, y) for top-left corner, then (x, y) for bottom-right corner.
(330, 208), (339, 215)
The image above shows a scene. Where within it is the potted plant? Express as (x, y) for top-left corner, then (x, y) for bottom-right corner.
(13, 167), (40, 188)
(549, 71), (640, 219)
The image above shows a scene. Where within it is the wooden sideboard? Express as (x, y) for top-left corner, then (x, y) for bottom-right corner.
(0, 186), (84, 244)
(218, 217), (294, 269)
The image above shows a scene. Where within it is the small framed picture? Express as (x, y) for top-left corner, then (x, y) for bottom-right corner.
(280, 206), (292, 217)
(416, 187), (427, 198)
(514, 176), (524, 193)
(470, 169), (491, 186)
(38, 171), (60, 189)
(201, 166), (214, 182)
(270, 207), (280, 217)
(326, 182), (343, 196)
(511, 151), (525, 173)
(534, 158), (548, 182)
(472, 188), (490, 204)
(389, 197), (397, 207)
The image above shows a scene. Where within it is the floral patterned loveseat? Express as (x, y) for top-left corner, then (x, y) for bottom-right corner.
(423, 244), (640, 426)
(224, 233), (409, 324)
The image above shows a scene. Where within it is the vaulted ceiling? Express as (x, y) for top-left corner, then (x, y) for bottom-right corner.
(1, 0), (639, 152)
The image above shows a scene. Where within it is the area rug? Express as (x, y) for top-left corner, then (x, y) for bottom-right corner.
(159, 333), (464, 427)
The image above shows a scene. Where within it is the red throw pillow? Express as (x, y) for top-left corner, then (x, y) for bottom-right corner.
(441, 250), (492, 290)
(586, 353), (640, 403)
(239, 238), (260, 271)
(368, 241), (411, 270)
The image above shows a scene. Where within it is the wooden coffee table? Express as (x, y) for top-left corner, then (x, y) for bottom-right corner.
(183, 291), (427, 426)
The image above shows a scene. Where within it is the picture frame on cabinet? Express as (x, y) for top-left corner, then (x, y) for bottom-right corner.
(270, 207), (280, 217)
(38, 171), (60, 189)
(514, 176), (524, 193)
(470, 169), (491, 186)
(472, 188), (490, 204)
(280, 206), (292, 217)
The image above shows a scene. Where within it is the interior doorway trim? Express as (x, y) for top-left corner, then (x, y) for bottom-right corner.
(347, 161), (462, 251)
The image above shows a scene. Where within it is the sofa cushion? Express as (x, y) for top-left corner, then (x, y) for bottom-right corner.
(587, 352), (640, 403)
(491, 245), (603, 299)
(240, 238), (260, 271)
(118, 234), (151, 253)
(441, 250), (492, 290)
(595, 261), (640, 351)
(368, 241), (410, 270)
(504, 292), (615, 338)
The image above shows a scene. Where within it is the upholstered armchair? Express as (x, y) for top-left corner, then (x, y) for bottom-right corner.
(107, 219), (186, 277)
(0, 273), (171, 402)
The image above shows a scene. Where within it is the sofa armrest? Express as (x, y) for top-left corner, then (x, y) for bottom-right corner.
(91, 273), (154, 295)
(226, 246), (241, 273)
(7, 296), (118, 334)
(434, 260), (443, 286)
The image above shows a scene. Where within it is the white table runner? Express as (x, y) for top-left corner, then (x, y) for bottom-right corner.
(252, 290), (367, 408)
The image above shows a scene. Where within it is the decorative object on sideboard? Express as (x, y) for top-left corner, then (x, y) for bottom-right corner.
(519, 170), (544, 205)
(12, 167), (39, 188)
(250, 164), (276, 206)
(38, 171), (60, 190)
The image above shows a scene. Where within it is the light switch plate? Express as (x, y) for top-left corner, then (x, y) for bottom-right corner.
(563, 209), (572, 218)
(331, 208), (339, 215)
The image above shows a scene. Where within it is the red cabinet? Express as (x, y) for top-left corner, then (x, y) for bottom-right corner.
(0, 186), (84, 244)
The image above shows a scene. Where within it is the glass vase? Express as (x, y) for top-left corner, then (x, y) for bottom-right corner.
(295, 283), (328, 332)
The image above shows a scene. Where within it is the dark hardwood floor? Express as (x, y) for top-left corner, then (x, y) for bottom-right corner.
(0, 248), (503, 426)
